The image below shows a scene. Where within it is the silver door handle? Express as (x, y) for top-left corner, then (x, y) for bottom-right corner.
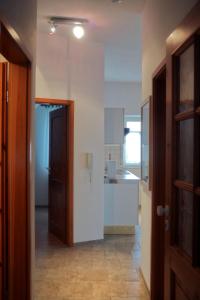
(157, 205), (170, 217)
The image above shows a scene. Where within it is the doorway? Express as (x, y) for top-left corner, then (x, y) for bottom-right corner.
(35, 98), (74, 248)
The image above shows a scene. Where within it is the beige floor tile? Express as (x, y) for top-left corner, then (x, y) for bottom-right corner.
(34, 297), (65, 300)
(126, 282), (149, 297)
(35, 209), (149, 300)
(111, 297), (150, 300)
(109, 281), (129, 297)
(93, 281), (111, 297)
(34, 279), (60, 298)
(108, 269), (140, 282)
(58, 281), (94, 298)
(65, 297), (111, 300)
(79, 268), (109, 281)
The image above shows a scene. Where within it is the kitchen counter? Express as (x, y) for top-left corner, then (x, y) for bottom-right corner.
(104, 170), (140, 184)
(104, 170), (139, 230)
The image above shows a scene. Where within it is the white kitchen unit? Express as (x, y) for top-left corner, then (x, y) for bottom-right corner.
(104, 108), (124, 144)
(104, 172), (139, 231)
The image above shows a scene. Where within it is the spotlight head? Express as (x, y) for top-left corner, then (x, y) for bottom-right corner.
(47, 17), (89, 37)
(49, 22), (57, 35)
(73, 25), (85, 39)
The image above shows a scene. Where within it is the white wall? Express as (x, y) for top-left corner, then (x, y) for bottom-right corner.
(141, 0), (198, 290)
(36, 31), (104, 243)
(104, 81), (141, 115)
(142, 0), (198, 100)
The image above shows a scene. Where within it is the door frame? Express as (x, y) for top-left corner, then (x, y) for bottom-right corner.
(0, 22), (31, 300)
(35, 97), (74, 246)
(151, 59), (166, 300)
(0, 62), (7, 300)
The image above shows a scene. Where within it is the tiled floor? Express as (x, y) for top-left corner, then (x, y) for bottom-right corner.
(34, 208), (149, 300)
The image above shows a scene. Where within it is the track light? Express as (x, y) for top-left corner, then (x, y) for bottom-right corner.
(72, 26), (85, 39)
(48, 17), (88, 39)
(49, 22), (56, 35)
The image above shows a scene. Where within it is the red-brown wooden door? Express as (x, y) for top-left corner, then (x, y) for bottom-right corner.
(49, 107), (68, 243)
(0, 22), (31, 300)
(165, 3), (200, 299)
(8, 62), (30, 300)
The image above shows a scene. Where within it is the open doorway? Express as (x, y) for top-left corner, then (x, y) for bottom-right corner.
(35, 98), (74, 252)
(104, 108), (141, 236)
(103, 108), (145, 288)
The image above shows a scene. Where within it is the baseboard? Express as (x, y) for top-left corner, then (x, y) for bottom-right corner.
(104, 225), (135, 235)
(139, 268), (150, 296)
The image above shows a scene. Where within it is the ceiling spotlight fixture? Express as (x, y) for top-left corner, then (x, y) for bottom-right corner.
(72, 25), (85, 39)
(48, 17), (88, 38)
(49, 21), (57, 35)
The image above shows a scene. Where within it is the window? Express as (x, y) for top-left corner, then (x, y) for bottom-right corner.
(124, 115), (141, 166)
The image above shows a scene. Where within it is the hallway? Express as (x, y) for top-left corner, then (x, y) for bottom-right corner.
(35, 208), (149, 300)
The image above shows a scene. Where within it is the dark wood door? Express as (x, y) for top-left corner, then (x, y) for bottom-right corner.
(165, 3), (200, 299)
(49, 107), (68, 243)
(151, 63), (166, 300)
(8, 63), (29, 300)
(0, 61), (30, 300)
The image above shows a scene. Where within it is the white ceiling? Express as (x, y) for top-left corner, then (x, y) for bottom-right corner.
(37, 0), (144, 82)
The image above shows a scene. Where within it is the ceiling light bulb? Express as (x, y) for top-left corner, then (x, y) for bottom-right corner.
(73, 26), (85, 39)
(49, 23), (56, 35)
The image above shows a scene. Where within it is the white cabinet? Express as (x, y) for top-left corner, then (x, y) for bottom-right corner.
(104, 108), (124, 144)
(104, 182), (139, 226)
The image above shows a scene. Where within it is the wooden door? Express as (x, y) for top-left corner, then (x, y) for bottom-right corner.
(0, 22), (31, 300)
(151, 63), (166, 300)
(165, 3), (200, 299)
(49, 107), (68, 243)
(7, 63), (29, 300)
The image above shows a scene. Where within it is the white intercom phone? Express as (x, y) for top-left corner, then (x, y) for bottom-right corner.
(86, 153), (93, 183)
(86, 153), (93, 170)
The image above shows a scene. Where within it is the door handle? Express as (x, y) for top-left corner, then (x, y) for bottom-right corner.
(157, 205), (170, 217)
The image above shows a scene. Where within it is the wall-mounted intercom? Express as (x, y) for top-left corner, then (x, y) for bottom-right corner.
(86, 153), (93, 183)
